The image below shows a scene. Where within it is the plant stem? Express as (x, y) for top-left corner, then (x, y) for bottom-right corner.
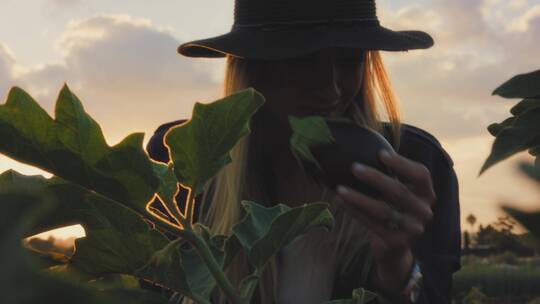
(240, 268), (263, 302)
(151, 219), (243, 304)
(180, 194), (195, 231)
(188, 233), (245, 304)
(173, 185), (195, 231)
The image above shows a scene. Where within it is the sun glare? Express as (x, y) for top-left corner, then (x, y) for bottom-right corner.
(30, 224), (86, 240)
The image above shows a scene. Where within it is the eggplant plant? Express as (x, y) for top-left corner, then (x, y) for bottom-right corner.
(0, 85), (377, 304)
(480, 69), (540, 241)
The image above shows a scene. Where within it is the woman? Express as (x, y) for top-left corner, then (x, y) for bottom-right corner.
(146, 0), (461, 303)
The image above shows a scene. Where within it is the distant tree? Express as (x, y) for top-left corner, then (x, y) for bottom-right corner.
(476, 224), (498, 247)
(467, 213), (477, 233)
(475, 219), (530, 255)
(494, 215), (516, 235)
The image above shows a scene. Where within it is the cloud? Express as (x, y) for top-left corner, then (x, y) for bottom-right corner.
(509, 4), (540, 31)
(375, 0), (540, 228)
(4, 14), (221, 144)
(46, 0), (83, 8)
(0, 44), (16, 100)
(377, 0), (540, 140)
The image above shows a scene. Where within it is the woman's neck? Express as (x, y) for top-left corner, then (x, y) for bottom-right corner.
(272, 163), (326, 208)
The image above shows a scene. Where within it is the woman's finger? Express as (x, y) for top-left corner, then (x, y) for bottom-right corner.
(351, 163), (434, 223)
(336, 185), (425, 238)
(337, 196), (421, 251)
(379, 151), (437, 206)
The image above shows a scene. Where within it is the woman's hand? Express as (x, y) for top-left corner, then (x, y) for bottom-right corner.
(335, 150), (437, 296)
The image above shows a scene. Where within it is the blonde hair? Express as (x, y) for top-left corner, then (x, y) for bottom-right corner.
(184, 51), (401, 304)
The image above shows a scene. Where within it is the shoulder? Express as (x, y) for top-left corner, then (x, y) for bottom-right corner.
(146, 119), (188, 163)
(384, 122), (454, 169)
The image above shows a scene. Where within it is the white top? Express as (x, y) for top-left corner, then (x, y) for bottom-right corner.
(275, 188), (371, 304)
(276, 226), (338, 304)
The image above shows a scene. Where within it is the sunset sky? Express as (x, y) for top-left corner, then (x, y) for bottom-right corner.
(1, 0), (540, 239)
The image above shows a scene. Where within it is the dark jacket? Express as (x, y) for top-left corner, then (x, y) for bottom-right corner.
(145, 120), (462, 304)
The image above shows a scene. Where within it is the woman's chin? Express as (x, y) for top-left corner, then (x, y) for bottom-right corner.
(293, 110), (343, 118)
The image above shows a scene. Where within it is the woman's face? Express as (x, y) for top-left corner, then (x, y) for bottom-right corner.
(255, 48), (366, 125)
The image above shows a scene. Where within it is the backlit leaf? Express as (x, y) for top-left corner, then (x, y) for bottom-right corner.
(165, 89), (265, 196)
(493, 69), (540, 98)
(289, 115), (336, 172)
(510, 98), (540, 116)
(0, 85), (159, 216)
(232, 201), (334, 270)
(480, 107), (540, 175)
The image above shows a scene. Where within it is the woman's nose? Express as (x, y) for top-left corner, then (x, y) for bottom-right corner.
(314, 58), (342, 100)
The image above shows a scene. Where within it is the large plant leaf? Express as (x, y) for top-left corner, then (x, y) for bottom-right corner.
(487, 117), (515, 137)
(0, 171), (248, 301)
(480, 107), (540, 175)
(289, 115), (336, 172)
(150, 162), (185, 227)
(165, 88), (265, 196)
(193, 223), (242, 271)
(493, 69), (540, 98)
(0, 170), (202, 301)
(232, 201), (334, 270)
(136, 235), (225, 302)
(0, 170), (169, 278)
(487, 98), (540, 137)
(510, 98), (540, 116)
(136, 223), (242, 302)
(0, 190), (168, 304)
(0, 85), (159, 215)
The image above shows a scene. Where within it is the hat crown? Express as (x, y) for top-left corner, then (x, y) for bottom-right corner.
(234, 0), (378, 27)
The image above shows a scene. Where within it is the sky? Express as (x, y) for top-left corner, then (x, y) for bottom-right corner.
(1, 0), (540, 239)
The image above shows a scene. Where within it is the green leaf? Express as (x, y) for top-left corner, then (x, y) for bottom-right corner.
(351, 288), (377, 304)
(192, 222), (241, 270)
(487, 117), (515, 137)
(135, 237), (225, 301)
(502, 206), (540, 241)
(510, 98), (540, 116)
(0, 190), (167, 304)
(232, 201), (334, 270)
(289, 115), (336, 172)
(322, 288), (377, 304)
(0, 85), (159, 216)
(192, 223), (242, 271)
(223, 233), (242, 270)
(165, 88), (265, 196)
(493, 69), (540, 98)
(151, 162), (184, 226)
(0, 170), (170, 279)
(480, 107), (540, 175)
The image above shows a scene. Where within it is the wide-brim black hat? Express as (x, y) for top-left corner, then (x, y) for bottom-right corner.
(178, 0), (434, 60)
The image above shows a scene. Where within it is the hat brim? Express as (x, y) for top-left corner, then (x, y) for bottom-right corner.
(178, 25), (434, 60)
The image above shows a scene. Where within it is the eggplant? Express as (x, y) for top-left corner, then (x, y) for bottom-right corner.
(289, 116), (396, 199)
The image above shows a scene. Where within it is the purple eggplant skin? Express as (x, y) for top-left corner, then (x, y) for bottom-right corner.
(303, 121), (396, 200)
